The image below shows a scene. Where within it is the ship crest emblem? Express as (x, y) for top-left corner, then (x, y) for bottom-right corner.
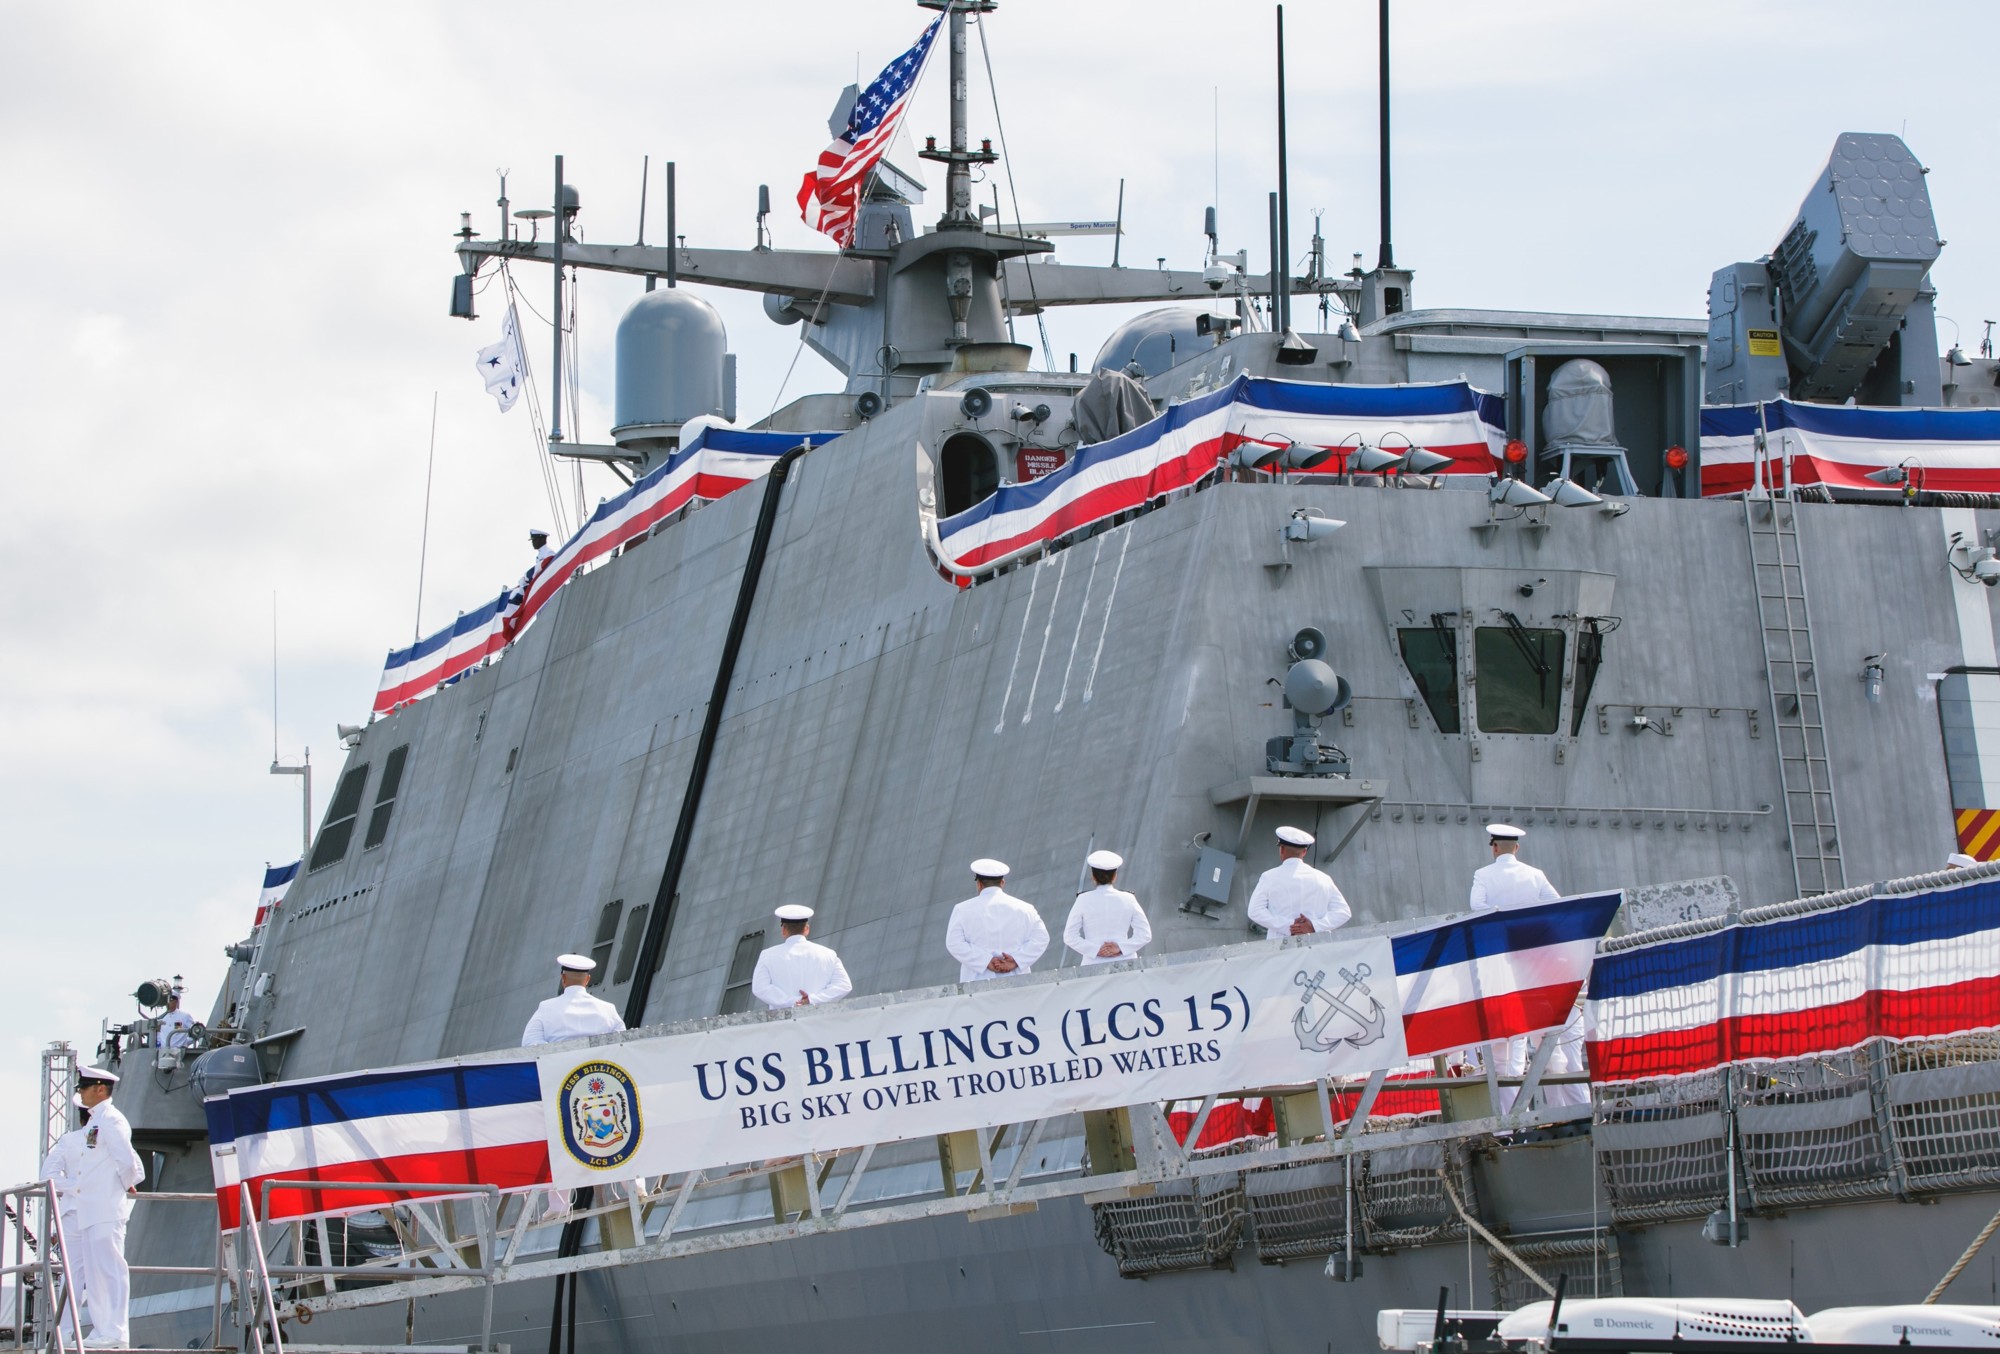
(1292, 964), (1388, 1053)
(559, 1061), (642, 1171)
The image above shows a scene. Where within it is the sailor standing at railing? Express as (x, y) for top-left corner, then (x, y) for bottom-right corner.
(946, 859), (1050, 982)
(60, 1067), (143, 1349)
(751, 905), (854, 1008)
(1467, 825), (1568, 1110)
(38, 1099), (92, 1310)
(1246, 826), (1351, 939)
(521, 954), (627, 1046)
(1062, 850), (1152, 965)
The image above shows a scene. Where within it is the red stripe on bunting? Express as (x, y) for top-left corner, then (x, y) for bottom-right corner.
(1586, 973), (2000, 1084)
(220, 1141), (552, 1229)
(372, 629), (511, 714)
(1401, 981), (1583, 1058)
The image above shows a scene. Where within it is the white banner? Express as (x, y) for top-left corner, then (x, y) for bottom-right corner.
(536, 938), (1403, 1185)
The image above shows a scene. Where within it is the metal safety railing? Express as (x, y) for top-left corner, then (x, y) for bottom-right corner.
(2, 1181), (86, 1354)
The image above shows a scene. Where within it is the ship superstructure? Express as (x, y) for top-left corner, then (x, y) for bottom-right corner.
(19, 5), (2000, 1353)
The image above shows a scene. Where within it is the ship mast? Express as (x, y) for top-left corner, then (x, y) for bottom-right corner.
(917, 0), (1000, 346)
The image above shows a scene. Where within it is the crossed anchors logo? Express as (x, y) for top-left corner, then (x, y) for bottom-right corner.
(1292, 964), (1387, 1052)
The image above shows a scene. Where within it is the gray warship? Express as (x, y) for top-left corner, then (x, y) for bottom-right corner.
(28, 3), (2000, 1351)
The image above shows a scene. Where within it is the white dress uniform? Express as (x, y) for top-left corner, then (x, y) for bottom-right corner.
(946, 886), (1050, 982)
(1063, 885), (1152, 965)
(157, 1008), (196, 1048)
(66, 1095), (144, 1347)
(751, 934), (854, 1009)
(1246, 858), (1352, 939)
(521, 987), (626, 1046)
(1469, 854), (1561, 912)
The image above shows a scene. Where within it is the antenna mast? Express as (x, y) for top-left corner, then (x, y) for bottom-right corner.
(1274, 5), (1292, 333)
(1377, 0), (1394, 269)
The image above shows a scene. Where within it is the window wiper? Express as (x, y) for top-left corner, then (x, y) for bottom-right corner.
(1498, 610), (1552, 701)
(1429, 610), (1457, 666)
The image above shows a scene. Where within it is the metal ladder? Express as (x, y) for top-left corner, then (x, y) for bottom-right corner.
(1744, 495), (1845, 895)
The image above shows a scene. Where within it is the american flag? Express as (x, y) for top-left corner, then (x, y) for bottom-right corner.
(796, 14), (942, 249)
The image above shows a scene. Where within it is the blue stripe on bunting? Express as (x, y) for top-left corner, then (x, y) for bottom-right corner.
(224, 1061), (542, 1136)
(1587, 877), (2000, 1001)
(1701, 399), (2000, 444)
(1390, 892), (1624, 976)
(204, 1094), (237, 1147)
(382, 589), (512, 670)
(1233, 375), (1481, 419)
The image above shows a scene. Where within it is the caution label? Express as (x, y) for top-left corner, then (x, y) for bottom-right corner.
(1747, 328), (1782, 358)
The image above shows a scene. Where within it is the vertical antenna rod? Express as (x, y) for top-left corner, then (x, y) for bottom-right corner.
(414, 392), (438, 641)
(550, 155), (566, 443)
(1267, 192), (1281, 326)
(666, 161), (678, 288)
(639, 155), (657, 292)
(1377, 0), (1394, 269)
(1275, 4), (1292, 333)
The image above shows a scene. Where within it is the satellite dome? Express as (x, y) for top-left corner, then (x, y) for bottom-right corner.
(1091, 308), (1209, 379)
(613, 289), (728, 440)
(1543, 359), (1618, 448)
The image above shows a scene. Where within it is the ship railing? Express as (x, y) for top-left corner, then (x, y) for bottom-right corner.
(246, 1072), (1597, 1324)
(112, 1037), (1997, 1321)
(0, 1180), (86, 1354)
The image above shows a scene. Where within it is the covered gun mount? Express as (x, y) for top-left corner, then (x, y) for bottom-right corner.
(1708, 132), (1942, 407)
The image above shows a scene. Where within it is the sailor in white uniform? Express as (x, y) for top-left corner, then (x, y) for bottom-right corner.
(1466, 825), (1565, 1109)
(521, 954), (627, 1046)
(946, 859), (1050, 982)
(157, 989), (197, 1049)
(751, 905), (854, 1009)
(528, 528), (556, 573)
(40, 1100), (91, 1308)
(1246, 826), (1351, 939)
(1469, 823), (1560, 912)
(1062, 850), (1152, 965)
(60, 1068), (144, 1348)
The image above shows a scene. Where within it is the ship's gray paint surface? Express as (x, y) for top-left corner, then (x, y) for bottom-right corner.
(114, 340), (2000, 1350)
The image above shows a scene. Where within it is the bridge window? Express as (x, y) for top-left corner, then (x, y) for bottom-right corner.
(1397, 624), (1461, 733)
(1474, 622), (1566, 735)
(613, 902), (650, 984)
(361, 745), (409, 850)
(719, 930), (765, 1014)
(307, 763), (370, 872)
(1570, 619), (1614, 737)
(939, 433), (1000, 518)
(590, 899), (623, 977)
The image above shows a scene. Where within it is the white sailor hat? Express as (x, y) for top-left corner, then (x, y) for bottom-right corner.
(529, 527), (550, 538)
(774, 904), (814, 921)
(556, 953), (596, 972)
(1948, 852), (1979, 869)
(1486, 823), (1527, 840)
(1275, 825), (1314, 847)
(971, 858), (1010, 878)
(1086, 849), (1123, 871)
(77, 1066), (119, 1086)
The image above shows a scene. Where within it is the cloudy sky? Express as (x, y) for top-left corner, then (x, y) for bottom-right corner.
(3, 1), (1996, 1188)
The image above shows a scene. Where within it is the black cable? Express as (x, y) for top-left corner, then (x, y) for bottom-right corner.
(624, 443), (815, 1027)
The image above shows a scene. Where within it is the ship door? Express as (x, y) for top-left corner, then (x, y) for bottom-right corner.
(939, 432), (1001, 518)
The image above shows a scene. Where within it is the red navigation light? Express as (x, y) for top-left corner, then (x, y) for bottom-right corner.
(1503, 439), (1528, 464)
(1665, 444), (1690, 470)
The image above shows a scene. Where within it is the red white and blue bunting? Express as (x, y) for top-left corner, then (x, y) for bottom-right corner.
(372, 427), (838, 716)
(1700, 399), (2000, 497)
(928, 375), (1504, 577)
